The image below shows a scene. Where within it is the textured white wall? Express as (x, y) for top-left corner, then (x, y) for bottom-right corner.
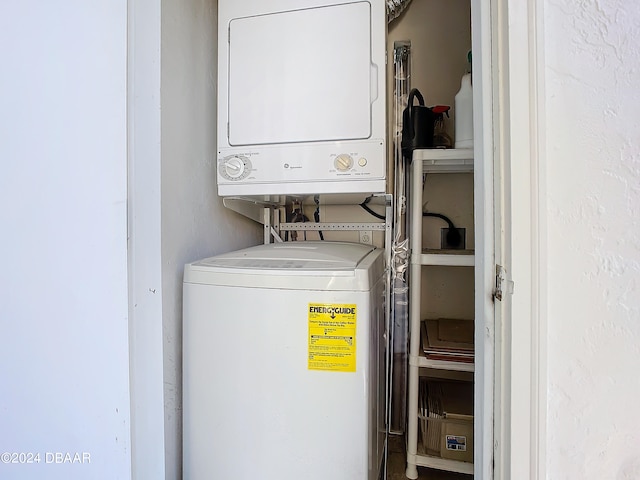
(160, 0), (262, 477)
(544, 1), (640, 478)
(0, 2), (131, 479)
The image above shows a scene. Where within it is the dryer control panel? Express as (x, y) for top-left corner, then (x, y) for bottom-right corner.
(217, 139), (386, 196)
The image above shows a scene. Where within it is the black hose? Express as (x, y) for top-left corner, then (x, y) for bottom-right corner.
(360, 196), (386, 220)
(422, 212), (462, 247)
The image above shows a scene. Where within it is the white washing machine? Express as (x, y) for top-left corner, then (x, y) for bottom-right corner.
(183, 242), (386, 480)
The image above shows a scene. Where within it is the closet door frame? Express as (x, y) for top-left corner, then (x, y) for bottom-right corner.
(485, 0), (548, 478)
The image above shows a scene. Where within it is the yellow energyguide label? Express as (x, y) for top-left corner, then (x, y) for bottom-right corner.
(308, 303), (357, 372)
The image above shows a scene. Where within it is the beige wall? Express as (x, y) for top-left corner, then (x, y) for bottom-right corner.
(387, 1), (474, 322)
(387, 0), (472, 146)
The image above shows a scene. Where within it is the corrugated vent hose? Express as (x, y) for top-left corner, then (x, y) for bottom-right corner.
(387, 0), (413, 23)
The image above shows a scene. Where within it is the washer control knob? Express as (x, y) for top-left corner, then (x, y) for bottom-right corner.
(334, 154), (354, 172)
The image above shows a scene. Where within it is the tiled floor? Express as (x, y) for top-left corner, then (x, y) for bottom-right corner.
(385, 435), (472, 480)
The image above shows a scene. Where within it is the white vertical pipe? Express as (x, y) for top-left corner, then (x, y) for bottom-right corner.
(405, 156), (423, 479)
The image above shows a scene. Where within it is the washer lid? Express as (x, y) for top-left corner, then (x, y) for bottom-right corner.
(191, 241), (376, 271)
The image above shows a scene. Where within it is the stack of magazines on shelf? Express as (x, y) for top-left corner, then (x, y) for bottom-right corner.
(421, 318), (474, 363)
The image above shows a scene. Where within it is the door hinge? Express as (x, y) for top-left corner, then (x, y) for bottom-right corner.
(494, 264), (512, 301)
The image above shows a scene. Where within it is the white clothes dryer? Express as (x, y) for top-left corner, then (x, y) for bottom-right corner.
(216, 0), (387, 196)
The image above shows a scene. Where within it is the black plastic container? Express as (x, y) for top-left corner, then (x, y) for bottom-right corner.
(401, 88), (435, 161)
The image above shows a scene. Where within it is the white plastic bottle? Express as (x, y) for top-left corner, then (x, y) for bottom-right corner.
(454, 73), (473, 149)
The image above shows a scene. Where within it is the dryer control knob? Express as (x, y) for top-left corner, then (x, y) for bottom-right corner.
(220, 155), (251, 180)
(334, 154), (354, 172)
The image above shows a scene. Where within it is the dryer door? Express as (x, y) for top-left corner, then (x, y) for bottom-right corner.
(227, 2), (373, 146)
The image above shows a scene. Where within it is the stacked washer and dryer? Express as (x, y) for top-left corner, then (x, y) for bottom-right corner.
(183, 1), (388, 479)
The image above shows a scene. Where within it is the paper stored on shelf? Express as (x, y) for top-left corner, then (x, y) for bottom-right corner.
(421, 318), (474, 363)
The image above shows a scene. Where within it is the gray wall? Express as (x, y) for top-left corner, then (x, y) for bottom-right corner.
(160, 0), (262, 477)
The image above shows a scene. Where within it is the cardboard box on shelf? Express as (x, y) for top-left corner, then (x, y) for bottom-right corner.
(419, 379), (474, 463)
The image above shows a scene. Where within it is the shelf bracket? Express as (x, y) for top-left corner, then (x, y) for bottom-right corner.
(223, 196), (281, 225)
